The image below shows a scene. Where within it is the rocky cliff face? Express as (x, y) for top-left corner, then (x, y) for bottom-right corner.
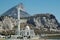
(0, 13), (60, 35)
(27, 14), (60, 29)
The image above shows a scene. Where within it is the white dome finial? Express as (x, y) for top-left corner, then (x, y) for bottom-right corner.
(26, 25), (30, 30)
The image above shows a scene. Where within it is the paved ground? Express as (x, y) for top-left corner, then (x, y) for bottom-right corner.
(0, 39), (60, 40)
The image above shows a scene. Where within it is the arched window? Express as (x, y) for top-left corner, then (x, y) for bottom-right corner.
(27, 32), (29, 35)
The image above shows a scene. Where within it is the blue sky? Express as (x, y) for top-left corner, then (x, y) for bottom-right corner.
(0, 0), (60, 22)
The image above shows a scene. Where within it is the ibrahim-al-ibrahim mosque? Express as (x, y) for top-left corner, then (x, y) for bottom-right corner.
(0, 3), (37, 39)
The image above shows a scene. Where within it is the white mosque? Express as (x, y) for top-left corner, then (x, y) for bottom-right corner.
(10, 3), (35, 39)
(0, 3), (39, 40)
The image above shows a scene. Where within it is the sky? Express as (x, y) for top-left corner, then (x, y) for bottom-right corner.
(0, 0), (60, 22)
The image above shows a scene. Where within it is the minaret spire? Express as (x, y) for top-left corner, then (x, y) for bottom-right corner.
(20, 3), (24, 10)
(16, 3), (21, 35)
(17, 3), (25, 11)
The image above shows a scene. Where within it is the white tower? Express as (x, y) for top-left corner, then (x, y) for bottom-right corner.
(17, 3), (24, 35)
(16, 3), (25, 36)
(17, 5), (20, 35)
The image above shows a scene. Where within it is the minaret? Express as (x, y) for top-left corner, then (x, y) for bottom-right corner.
(18, 7), (20, 35)
(16, 3), (24, 35)
(16, 4), (21, 35)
